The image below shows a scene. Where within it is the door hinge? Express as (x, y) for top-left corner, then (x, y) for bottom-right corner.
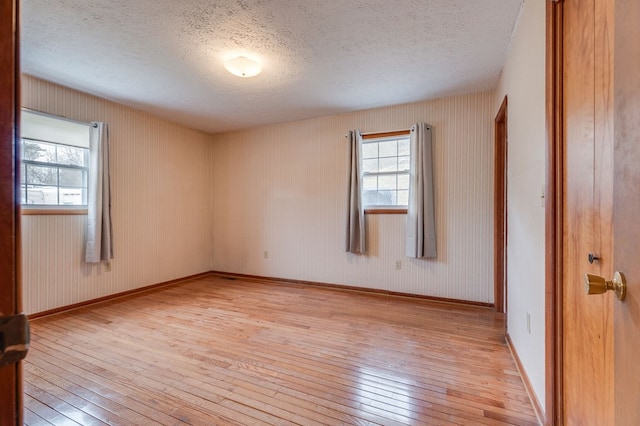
(0, 313), (30, 367)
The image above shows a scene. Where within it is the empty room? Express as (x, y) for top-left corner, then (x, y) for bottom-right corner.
(3, 0), (639, 425)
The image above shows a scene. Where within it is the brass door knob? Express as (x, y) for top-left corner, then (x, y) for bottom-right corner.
(584, 271), (627, 301)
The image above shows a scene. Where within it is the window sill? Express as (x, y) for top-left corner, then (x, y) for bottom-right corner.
(365, 208), (407, 215)
(21, 207), (88, 216)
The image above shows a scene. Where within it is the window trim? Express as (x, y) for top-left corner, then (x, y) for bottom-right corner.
(361, 129), (411, 214)
(21, 207), (88, 216)
(361, 130), (411, 140)
(365, 207), (407, 215)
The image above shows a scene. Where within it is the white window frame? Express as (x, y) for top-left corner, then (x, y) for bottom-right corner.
(20, 109), (91, 213)
(360, 131), (411, 212)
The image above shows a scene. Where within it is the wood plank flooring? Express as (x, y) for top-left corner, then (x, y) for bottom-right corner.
(23, 274), (539, 425)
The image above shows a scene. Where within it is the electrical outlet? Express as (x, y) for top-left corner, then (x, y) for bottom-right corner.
(105, 262), (112, 272)
(395, 260), (402, 270)
(263, 250), (268, 259)
(526, 312), (531, 334)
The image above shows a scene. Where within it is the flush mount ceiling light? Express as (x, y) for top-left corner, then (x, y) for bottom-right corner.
(224, 56), (262, 78)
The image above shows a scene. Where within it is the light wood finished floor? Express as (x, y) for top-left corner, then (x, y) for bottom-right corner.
(23, 275), (538, 425)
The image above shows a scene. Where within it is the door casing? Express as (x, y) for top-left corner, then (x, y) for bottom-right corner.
(494, 96), (508, 315)
(545, 2), (563, 422)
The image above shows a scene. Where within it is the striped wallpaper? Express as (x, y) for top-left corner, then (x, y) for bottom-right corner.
(21, 75), (495, 312)
(21, 75), (213, 314)
(210, 91), (495, 302)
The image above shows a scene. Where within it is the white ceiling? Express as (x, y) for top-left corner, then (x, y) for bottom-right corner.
(21, 0), (523, 134)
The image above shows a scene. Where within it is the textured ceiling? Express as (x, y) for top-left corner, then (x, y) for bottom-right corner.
(21, 0), (523, 134)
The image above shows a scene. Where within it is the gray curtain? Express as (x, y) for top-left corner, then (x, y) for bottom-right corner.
(85, 122), (113, 263)
(346, 130), (365, 254)
(406, 123), (436, 258)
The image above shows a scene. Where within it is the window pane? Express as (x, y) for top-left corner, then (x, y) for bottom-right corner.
(397, 190), (409, 205)
(57, 145), (88, 166)
(379, 190), (397, 205)
(398, 155), (410, 172)
(363, 190), (379, 206)
(362, 158), (379, 173)
(363, 190), (396, 206)
(398, 174), (410, 189)
(360, 135), (412, 208)
(26, 164), (58, 185)
(398, 138), (410, 155)
(379, 157), (397, 172)
(363, 175), (378, 191)
(23, 140), (55, 162)
(59, 168), (84, 187)
(20, 113), (91, 208)
(59, 187), (84, 205)
(362, 143), (378, 159)
(25, 186), (58, 205)
(379, 140), (397, 157)
(378, 175), (396, 190)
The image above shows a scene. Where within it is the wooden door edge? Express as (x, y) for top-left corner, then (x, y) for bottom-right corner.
(545, 1), (563, 425)
(494, 96), (508, 314)
(14, 0), (23, 422)
(0, 0), (22, 424)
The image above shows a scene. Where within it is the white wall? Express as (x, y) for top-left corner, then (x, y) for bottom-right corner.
(210, 92), (496, 303)
(493, 0), (546, 408)
(22, 76), (213, 314)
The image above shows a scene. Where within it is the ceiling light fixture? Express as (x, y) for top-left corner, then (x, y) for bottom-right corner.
(224, 56), (262, 78)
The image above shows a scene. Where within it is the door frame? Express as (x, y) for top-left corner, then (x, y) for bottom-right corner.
(545, 1), (563, 424)
(494, 96), (508, 314)
(0, 0), (22, 424)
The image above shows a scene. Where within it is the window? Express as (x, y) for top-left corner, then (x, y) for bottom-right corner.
(20, 110), (90, 209)
(361, 131), (411, 211)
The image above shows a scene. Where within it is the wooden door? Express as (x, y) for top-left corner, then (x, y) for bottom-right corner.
(612, 0), (640, 424)
(560, 0), (640, 424)
(562, 0), (615, 424)
(0, 0), (22, 424)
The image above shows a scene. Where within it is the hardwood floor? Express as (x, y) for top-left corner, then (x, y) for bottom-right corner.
(23, 274), (538, 425)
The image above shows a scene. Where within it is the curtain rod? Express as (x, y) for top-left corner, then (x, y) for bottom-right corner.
(22, 107), (92, 127)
